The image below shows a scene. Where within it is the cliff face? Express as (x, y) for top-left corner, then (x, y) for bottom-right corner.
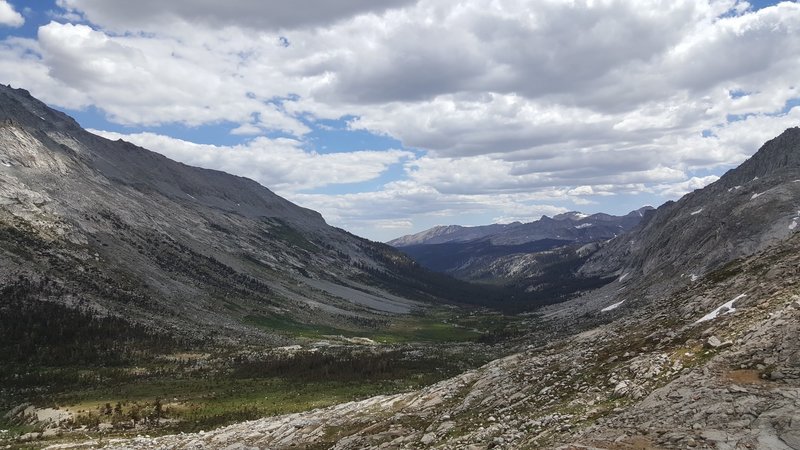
(0, 85), (326, 227)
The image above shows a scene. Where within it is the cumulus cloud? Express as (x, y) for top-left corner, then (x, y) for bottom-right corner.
(656, 175), (721, 198)
(19, 1), (800, 155)
(667, 3), (800, 95)
(90, 130), (412, 193)
(1, 0), (799, 239)
(0, 37), (89, 109)
(0, 1), (24, 27)
(34, 22), (314, 133)
(290, 182), (572, 239)
(316, 0), (703, 105)
(56, 0), (418, 31)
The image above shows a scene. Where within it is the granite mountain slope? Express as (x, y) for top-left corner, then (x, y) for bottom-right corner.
(78, 129), (800, 449)
(580, 128), (800, 290)
(0, 84), (494, 347)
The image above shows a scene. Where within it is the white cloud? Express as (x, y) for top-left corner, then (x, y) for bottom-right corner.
(15, 2), (800, 154)
(568, 186), (600, 197)
(230, 123), (263, 136)
(0, 1), (24, 27)
(1, 0), (799, 239)
(89, 130), (412, 193)
(287, 170), (605, 232)
(0, 37), (90, 109)
(656, 175), (721, 198)
(369, 219), (415, 230)
(402, 154), (685, 196)
(667, 3), (800, 95)
(34, 22), (316, 132)
(56, 0), (419, 32)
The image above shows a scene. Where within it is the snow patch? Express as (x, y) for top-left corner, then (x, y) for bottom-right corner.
(1, 161), (10, 167)
(574, 223), (593, 229)
(186, 193), (196, 200)
(690, 208), (703, 216)
(790, 220), (797, 231)
(618, 273), (628, 282)
(690, 274), (699, 282)
(695, 294), (745, 324)
(601, 300), (625, 312)
(751, 192), (764, 200)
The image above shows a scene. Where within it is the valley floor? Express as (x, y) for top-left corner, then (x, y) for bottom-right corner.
(0, 308), (527, 449)
(27, 237), (800, 450)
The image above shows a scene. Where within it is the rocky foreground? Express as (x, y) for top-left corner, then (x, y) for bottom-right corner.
(51, 235), (800, 449)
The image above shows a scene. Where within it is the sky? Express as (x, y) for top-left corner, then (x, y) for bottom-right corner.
(0, 0), (798, 242)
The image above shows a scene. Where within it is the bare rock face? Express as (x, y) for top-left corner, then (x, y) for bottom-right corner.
(0, 84), (475, 343)
(727, 127), (800, 185)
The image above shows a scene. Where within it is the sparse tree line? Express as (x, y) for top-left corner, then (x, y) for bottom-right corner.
(87, 209), (277, 304)
(229, 348), (458, 382)
(126, 229), (277, 305)
(66, 399), (164, 430)
(0, 275), (182, 368)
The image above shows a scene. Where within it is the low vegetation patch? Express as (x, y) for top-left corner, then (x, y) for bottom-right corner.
(0, 305), (513, 448)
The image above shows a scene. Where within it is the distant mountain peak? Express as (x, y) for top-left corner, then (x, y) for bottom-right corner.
(388, 208), (648, 247)
(552, 211), (590, 221)
(626, 206), (655, 217)
(0, 84), (82, 133)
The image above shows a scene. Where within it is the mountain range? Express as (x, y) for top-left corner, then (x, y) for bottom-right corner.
(388, 208), (652, 247)
(388, 208), (653, 306)
(1, 84), (799, 449)
(74, 125), (800, 450)
(103, 126), (800, 450)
